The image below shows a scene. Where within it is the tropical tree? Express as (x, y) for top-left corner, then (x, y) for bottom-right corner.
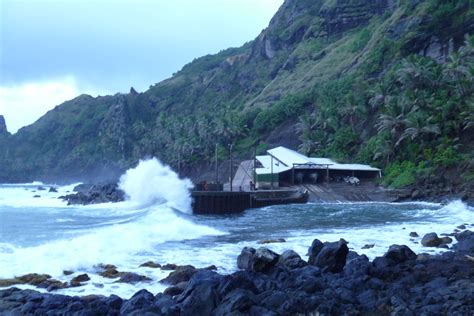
(395, 115), (441, 147)
(376, 96), (416, 145)
(296, 112), (321, 155)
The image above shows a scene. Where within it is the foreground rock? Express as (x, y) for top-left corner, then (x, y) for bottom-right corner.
(61, 182), (125, 205)
(2, 232), (474, 315)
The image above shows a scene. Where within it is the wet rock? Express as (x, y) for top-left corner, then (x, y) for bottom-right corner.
(307, 239), (324, 265)
(119, 289), (155, 314)
(455, 230), (473, 241)
(70, 274), (90, 286)
(236, 247), (279, 272)
(37, 279), (68, 292)
(62, 182), (125, 205)
(237, 247), (256, 271)
(457, 224), (466, 230)
(160, 265), (197, 285)
(161, 263), (178, 270)
(33, 195), (41, 198)
(99, 269), (123, 278)
(37, 186), (46, 191)
(139, 261), (161, 268)
(175, 270), (220, 315)
(409, 232), (419, 237)
(204, 265), (217, 271)
(49, 187), (58, 193)
(455, 230), (474, 253)
(115, 273), (151, 284)
(252, 248), (280, 272)
(63, 270), (73, 276)
(313, 239), (348, 273)
(213, 288), (255, 315)
(440, 236), (453, 244)
(257, 238), (286, 244)
(384, 244), (416, 264)
(164, 285), (184, 297)
(421, 232), (443, 247)
(362, 244), (375, 249)
(278, 250), (307, 269)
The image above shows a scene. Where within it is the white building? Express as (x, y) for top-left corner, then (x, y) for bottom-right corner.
(255, 146), (381, 188)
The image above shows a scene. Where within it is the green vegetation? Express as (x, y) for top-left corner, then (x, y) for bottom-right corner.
(0, 0), (473, 187)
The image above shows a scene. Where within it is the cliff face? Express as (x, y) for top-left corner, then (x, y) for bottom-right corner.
(0, 0), (473, 183)
(0, 115), (9, 135)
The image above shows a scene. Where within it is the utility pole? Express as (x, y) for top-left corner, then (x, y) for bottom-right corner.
(253, 146), (257, 185)
(215, 144), (218, 184)
(229, 143), (234, 192)
(271, 154), (274, 190)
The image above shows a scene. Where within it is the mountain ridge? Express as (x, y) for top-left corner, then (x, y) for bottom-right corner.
(0, 0), (473, 194)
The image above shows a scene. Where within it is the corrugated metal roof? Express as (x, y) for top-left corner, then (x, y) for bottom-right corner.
(256, 155), (292, 175)
(328, 164), (381, 171)
(256, 147), (380, 174)
(308, 157), (336, 165)
(267, 146), (310, 166)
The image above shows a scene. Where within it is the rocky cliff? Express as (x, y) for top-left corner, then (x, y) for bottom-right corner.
(0, 0), (473, 186)
(0, 115), (8, 135)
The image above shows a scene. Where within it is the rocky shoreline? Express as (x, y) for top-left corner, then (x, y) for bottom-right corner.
(1, 229), (473, 315)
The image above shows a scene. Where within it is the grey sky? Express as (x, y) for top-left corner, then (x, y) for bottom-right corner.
(0, 0), (283, 133)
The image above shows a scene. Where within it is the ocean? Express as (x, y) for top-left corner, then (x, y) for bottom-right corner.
(0, 159), (473, 299)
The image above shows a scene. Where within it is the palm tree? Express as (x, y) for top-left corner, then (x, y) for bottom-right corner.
(443, 52), (470, 98)
(296, 112), (321, 155)
(395, 115), (441, 147)
(396, 57), (437, 91)
(373, 137), (395, 165)
(376, 96), (416, 145)
(461, 99), (474, 130)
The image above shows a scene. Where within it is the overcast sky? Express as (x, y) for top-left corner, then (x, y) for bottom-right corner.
(0, 0), (283, 133)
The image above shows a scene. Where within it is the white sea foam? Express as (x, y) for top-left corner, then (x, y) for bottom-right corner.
(119, 158), (194, 212)
(0, 159), (224, 298)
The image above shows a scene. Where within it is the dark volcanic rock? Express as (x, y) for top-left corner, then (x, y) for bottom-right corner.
(62, 182), (125, 205)
(139, 261), (161, 268)
(161, 263), (179, 270)
(2, 237), (474, 315)
(278, 250), (307, 269)
(115, 273), (151, 284)
(70, 274), (90, 286)
(236, 247), (279, 272)
(237, 247), (256, 271)
(252, 248), (279, 272)
(160, 265), (197, 285)
(312, 239), (349, 273)
(307, 238), (324, 265)
(384, 244), (416, 263)
(455, 230), (474, 253)
(421, 232), (443, 247)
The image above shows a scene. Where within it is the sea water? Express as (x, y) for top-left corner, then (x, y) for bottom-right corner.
(0, 158), (473, 299)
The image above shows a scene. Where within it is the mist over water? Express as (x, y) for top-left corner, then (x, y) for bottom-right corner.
(0, 158), (473, 298)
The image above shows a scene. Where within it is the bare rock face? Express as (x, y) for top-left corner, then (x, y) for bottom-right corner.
(0, 115), (8, 135)
(319, 0), (391, 37)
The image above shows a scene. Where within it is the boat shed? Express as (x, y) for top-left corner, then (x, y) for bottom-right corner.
(255, 146), (381, 188)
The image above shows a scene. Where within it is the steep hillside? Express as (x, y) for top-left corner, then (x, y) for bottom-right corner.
(0, 0), (473, 192)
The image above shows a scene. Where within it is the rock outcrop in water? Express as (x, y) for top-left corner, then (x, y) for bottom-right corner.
(61, 182), (125, 205)
(2, 230), (473, 315)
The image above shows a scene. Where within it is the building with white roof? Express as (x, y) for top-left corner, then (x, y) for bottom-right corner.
(254, 146), (381, 188)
